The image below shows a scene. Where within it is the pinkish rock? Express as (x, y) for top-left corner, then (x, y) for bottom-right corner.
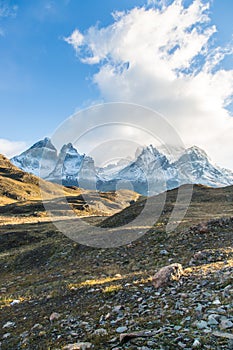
(49, 312), (61, 322)
(152, 263), (184, 288)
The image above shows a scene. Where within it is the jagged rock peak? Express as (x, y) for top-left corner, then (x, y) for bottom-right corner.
(29, 137), (56, 151)
(141, 144), (162, 156)
(184, 146), (208, 160)
(59, 143), (82, 157)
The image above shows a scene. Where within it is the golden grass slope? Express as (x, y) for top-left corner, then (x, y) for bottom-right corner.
(0, 154), (140, 219)
(0, 154), (81, 204)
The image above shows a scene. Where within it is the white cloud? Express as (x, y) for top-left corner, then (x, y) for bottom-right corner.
(0, 139), (27, 158)
(0, 2), (18, 37)
(0, 3), (18, 18)
(65, 0), (233, 169)
(64, 29), (84, 52)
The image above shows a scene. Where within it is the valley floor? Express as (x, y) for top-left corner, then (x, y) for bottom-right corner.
(0, 185), (233, 349)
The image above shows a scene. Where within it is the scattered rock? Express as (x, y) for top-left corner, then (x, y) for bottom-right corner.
(10, 299), (20, 306)
(112, 305), (122, 313)
(212, 331), (233, 340)
(207, 314), (219, 325)
(116, 326), (127, 333)
(119, 329), (162, 345)
(2, 322), (15, 329)
(220, 319), (233, 330)
(199, 224), (209, 234)
(20, 331), (29, 338)
(2, 333), (11, 339)
(38, 331), (46, 337)
(160, 249), (169, 256)
(62, 343), (92, 350)
(31, 323), (43, 330)
(1, 206), (233, 350)
(49, 312), (61, 322)
(93, 328), (108, 336)
(192, 339), (201, 348)
(195, 320), (208, 329)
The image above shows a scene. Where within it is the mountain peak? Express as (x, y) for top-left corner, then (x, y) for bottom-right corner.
(10, 140), (233, 195)
(11, 137), (58, 178)
(144, 144), (160, 155)
(138, 144), (169, 166)
(60, 143), (81, 156)
(137, 144), (164, 161)
(29, 137), (56, 151)
(185, 146), (208, 160)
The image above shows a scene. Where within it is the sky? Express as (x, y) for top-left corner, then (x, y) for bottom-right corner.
(0, 0), (233, 168)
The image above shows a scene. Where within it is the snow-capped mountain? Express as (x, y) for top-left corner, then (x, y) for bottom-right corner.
(97, 145), (233, 195)
(97, 145), (175, 195)
(46, 143), (85, 186)
(11, 138), (96, 188)
(11, 138), (233, 196)
(175, 146), (233, 188)
(11, 137), (58, 178)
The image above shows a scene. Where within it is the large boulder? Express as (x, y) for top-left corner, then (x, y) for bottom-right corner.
(152, 263), (184, 288)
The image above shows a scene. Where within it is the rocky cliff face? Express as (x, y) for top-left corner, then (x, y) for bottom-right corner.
(46, 143), (84, 186)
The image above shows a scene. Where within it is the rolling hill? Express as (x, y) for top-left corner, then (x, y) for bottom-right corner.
(0, 154), (80, 205)
(0, 154), (140, 217)
(0, 155), (232, 349)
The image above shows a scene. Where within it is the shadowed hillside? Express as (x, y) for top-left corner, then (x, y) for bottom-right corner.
(98, 184), (233, 230)
(0, 167), (232, 348)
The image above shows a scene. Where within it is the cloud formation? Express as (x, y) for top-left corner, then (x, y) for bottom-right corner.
(0, 1), (18, 36)
(0, 139), (27, 158)
(0, 2), (18, 18)
(65, 0), (233, 169)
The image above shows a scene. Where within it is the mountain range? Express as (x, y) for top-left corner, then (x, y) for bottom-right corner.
(11, 138), (233, 196)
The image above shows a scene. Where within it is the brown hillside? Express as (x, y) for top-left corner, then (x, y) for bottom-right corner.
(0, 155), (140, 218)
(0, 154), (79, 204)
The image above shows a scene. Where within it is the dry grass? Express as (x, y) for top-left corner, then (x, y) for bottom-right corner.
(68, 275), (123, 290)
(0, 172), (232, 348)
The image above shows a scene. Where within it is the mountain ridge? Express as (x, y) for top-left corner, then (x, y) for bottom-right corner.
(11, 138), (233, 195)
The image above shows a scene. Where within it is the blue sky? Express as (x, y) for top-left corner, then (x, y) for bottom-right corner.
(0, 0), (233, 168)
(0, 0), (147, 142)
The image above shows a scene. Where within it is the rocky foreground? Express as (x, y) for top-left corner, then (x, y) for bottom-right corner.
(0, 214), (232, 349)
